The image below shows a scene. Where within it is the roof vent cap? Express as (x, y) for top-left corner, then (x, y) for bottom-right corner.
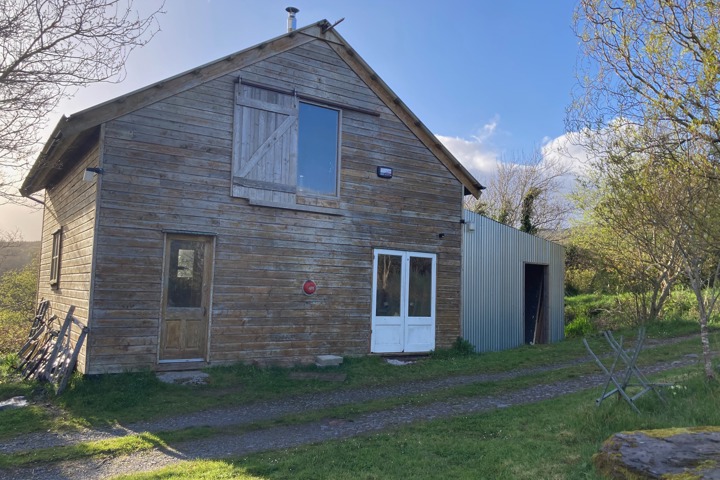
(286, 7), (299, 32)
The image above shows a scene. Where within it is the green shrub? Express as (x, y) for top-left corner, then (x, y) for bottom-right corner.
(0, 310), (32, 355)
(450, 337), (475, 356)
(1, 353), (19, 373)
(663, 288), (697, 322)
(432, 337), (475, 358)
(564, 315), (594, 338)
(565, 293), (631, 332)
(0, 261), (37, 355)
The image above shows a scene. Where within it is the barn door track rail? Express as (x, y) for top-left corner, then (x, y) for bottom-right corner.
(17, 301), (88, 395)
(583, 327), (668, 413)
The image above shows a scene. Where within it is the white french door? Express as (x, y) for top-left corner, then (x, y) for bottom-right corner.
(371, 249), (436, 353)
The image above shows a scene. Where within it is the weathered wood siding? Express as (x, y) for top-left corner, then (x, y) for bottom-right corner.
(90, 39), (463, 372)
(37, 143), (99, 373)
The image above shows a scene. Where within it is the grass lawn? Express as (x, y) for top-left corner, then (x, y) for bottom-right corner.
(113, 367), (720, 480)
(0, 319), (716, 477)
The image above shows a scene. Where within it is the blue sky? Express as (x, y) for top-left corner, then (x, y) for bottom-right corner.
(2, 0), (582, 239)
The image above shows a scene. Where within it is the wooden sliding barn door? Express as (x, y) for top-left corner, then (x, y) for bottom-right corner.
(159, 234), (214, 362)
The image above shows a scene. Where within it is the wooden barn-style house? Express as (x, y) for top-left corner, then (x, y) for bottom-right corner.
(21, 17), (484, 374)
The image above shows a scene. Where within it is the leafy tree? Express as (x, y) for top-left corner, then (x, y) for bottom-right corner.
(570, 0), (720, 379)
(663, 152), (720, 381)
(519, 187), (541, 235)
(571, 151), (684, 325)
(0, 0), (164, 202)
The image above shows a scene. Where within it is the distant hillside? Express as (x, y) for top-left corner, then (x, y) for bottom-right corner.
(0, 241), (41, 275)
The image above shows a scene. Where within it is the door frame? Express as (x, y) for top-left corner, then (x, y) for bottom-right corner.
(158, 232), (216, 363)
(523, 262), (549, 345)
(371, 249), (437, 353)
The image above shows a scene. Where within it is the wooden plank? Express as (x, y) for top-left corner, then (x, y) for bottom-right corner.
(56, 326), (87, 395)
(236, 96), (296, 115)
(240, 75), (381, 116)
(239, 69), (385, 115)
(233, 177), (297, 194)
(237, 113), (296, 177)
(246, 198), (344, 216)
(118, 111), (233, 141)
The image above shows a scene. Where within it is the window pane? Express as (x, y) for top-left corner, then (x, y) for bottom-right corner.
(168, 240), (205, 308)
(50, 230), (62, 285)
(408, 257), (432, 317)
(298, 102), (338, 195)
(177, 249), (195, 278)
(376, 254), (402, 316)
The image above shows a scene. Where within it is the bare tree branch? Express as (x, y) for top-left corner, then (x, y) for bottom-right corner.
(465, 148), (575, 239)
(0, 0), (164, 203)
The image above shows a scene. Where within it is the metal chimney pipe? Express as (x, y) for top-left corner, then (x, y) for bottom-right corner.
(286, 7), (299, 32)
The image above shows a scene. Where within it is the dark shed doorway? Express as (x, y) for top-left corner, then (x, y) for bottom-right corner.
(524, 263), (549, 345)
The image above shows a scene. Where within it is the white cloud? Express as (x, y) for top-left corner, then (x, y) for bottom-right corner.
(438, 123), (597, 199)
(437, 118), (502, 184)
(541, 131), (594, 177)
(471, 118), (498, 143)
(437, 135), (499, 176)
(437, 118), (596, 195)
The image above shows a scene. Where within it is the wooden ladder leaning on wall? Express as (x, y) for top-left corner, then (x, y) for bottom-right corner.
(17, 300), (88, 395)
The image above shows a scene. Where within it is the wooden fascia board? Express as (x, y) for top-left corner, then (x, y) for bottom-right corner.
(21, 126), (101, 196)
(20, 117), (72, 196)
(21, 22), (328, 196)
(323, 30), (483, 198)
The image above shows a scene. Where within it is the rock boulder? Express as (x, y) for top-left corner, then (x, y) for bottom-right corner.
(594, 427), (720, 479)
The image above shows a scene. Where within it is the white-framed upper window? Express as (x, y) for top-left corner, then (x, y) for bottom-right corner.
(297, 102), (340, 196)
(50, 228), (62, 287)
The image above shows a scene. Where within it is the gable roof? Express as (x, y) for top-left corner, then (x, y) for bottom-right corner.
(21, 20), (484, 197)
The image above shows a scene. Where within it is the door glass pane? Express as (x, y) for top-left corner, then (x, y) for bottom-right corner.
(408, 257), (432, 317)
(375, 254), (402, 316)
(168, 240), (205, 308)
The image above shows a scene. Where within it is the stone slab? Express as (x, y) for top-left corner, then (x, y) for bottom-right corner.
(0, 396), (29, 411)
(156, 371), (209, 385)
(594, 427), (720, 479)
(315, 355), (343, 367)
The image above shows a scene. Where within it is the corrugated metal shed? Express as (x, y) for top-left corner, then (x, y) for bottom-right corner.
(461, 210), (565, 352)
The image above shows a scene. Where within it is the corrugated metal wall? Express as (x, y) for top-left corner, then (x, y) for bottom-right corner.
(461, 210), (565, 352)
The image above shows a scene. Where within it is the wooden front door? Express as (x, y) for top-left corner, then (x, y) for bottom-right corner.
(371, 250), (436, 353)
(160, 234), (214, 362)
